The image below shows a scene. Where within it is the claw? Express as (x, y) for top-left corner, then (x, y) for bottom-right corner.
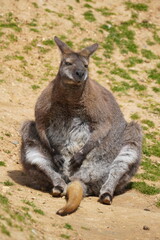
(99, 193), (112, 205)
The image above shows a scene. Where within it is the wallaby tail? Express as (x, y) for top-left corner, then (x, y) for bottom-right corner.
(56, 181), (83, 216)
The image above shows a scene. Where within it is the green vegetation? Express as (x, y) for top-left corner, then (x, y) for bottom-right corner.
(32, 2), (39, 8)
(110, 67), (133, 80)
(81, 226), (90, 230)
(148, 69), (160, 84)
(3, 180), (14, 186)
(156, 199), (160, 208)
(123, 56), (143, 67)
(125, 2), (148, 11)
(128, 182), (160, 195)
(141, 49), (158, 60)
(96, 7), (114, 16)
(23, 200), (36, 208)
(60, 234), (70, 239)
(83, 11), (96, 22)
(42, 39), (55, 47)
(0, 161), (6, 166)
(7, 33), (18, 42)
(34, 209), (44, 215)
(111, 81), (131, 92)
(101, 21), (138, 57)
(64, 223), (73, 230)
(130, 113), (140, 120)
(0, 194), (9, 205)
(84, 4), (92, 8)
(1, 224), (10, 236)
(141, 119), (155, 128)
(152, 87), (160, 93)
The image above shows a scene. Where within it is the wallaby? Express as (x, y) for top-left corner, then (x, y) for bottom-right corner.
(20, 36), (142, 216)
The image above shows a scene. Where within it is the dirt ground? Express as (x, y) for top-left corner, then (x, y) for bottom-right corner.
(0, 0), (160, 239)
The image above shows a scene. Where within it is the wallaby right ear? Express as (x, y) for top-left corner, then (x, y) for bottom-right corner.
(54, 36), (73, 54)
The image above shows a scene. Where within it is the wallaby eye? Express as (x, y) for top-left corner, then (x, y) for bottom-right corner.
(84, 64), (88, 68)
(65, 61), (72, 66)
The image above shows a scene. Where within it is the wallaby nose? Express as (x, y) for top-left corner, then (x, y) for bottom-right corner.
(75, 69), (85, 78)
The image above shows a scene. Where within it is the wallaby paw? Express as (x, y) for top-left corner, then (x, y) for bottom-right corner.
(99, 193), (112, 205)
(51, 187), (62, 197)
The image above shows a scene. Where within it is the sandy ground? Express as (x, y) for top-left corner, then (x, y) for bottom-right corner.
(0, 0), (160, 239)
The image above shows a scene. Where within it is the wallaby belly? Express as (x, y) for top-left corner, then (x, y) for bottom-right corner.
(47, 117), (91, 176)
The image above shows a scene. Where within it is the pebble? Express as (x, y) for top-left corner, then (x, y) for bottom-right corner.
(143, 225), (150, 231)
(11, 140), (19, 145)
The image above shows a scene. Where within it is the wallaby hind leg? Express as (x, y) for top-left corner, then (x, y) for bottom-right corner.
(21, 120), (67, 195)
(99, 122), (142, 204)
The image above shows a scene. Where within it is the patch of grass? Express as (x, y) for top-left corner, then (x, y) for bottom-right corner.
(141, 119), (155, 128)
(0, 161), (6, 166)
(128, 182), (160, 195)
(101, 22), (138, 57)
(3, 150), (11, 154)
(11, 211), (25, 222)
(31, 84), (40, 90)
(1, 224), (10, 236)
(30, 28), (39, 33)
(96, 7), (114, 16)
(66, 40), (73, 48)
(81, 226), (90, 230)
(0, 31), (5, 37)
(124, 56), (143, 67)
(60, 234), (70, 239)
(143, 141), (160, 158)
(133, 82), (147, 91)
(42, 39), (55, 47)
(148, 69), (160, 84)
(152, 87), (160, 93)
(23, 71), (34, 79)
(33, 209), (44, 215)
(23, 200), (36, 208)
(137, 21), (156, 29)
(111, 81), (131, 92)
(3, 180), (14, 186)
(84, 3), (92, 8)
(7, 33), (18, 42)
(0, 194), (9, 205)
(130, 113), (140, 120)
(146, 39), (155, 46)
(141, 49), (158, 60)
(136, 173), (159, 182)
(153, 32), (160, 44)
(156, 199), (160, 208)
(110, 67), (133, 80)
(23, 45), (32, 53)
(0, 22), (21, 32)
(83, 11), (96, 22)
(125, 2), (148, 11)
(32, 2), (39, 8)
(64, 223), (73, 230)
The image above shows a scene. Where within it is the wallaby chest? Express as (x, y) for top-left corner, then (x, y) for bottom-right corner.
(46, 115), (91, 156)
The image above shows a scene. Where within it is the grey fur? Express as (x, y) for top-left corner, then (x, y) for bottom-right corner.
(20, 37), (142, 202)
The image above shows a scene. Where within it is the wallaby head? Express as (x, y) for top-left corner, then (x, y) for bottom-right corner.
(54, 36), (98, 86)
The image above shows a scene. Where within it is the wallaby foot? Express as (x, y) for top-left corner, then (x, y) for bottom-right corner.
(99, 193), (112, 205)
(51, 185), (67, 197)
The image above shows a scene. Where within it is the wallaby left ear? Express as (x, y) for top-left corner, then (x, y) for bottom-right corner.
(80, 43), (98, 58)
(54, 36), (73, 55)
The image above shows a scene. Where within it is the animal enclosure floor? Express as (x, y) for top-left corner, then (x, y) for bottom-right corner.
(0, 0), (160, 239)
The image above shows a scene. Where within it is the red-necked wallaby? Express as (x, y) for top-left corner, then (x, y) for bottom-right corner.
(21, 36), (142, 216)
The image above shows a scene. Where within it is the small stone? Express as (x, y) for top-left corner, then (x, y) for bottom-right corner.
(144, 208), (150, 211)
(143, 225), (150, 230)
(11, 140), (19, 145)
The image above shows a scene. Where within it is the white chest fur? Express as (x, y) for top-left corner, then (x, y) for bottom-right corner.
(47, 117), (90, 175)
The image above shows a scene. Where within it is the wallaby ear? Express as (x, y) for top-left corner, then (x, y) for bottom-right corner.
(54, 36), (73, 54)
(80, 43), (98, 58)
